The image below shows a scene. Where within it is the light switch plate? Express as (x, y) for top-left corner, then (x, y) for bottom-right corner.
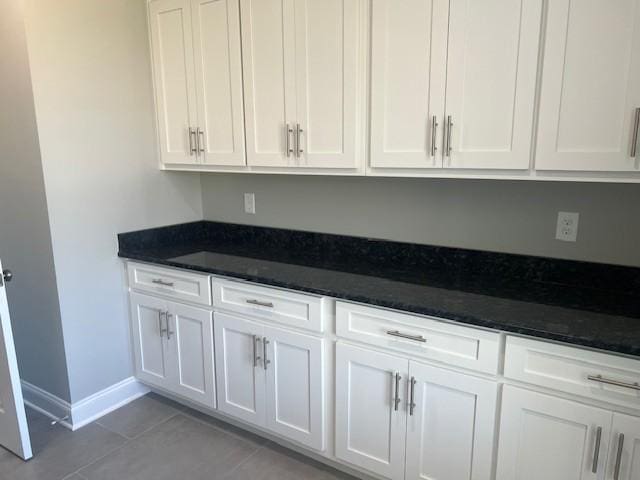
(244, 193), (256, 214)
(556, 211), (579, 242)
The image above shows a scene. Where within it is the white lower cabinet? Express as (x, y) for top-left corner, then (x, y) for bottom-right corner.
(335, 343), (497, 480)
(609, 413), (640, 480)
(214, 312), (325, 451)
(130, 292), (215, 408)
(496, 385), (613, 480)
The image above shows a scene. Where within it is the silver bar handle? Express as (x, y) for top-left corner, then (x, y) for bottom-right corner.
(253, 335), (262, 368)
(188, 128), (197, 155)
(445, 115), (453, 157)
(614, 433), (625, 480)
(197, 128), (205, 154)
(246, 299), (274, 308)
(409, 377), (417, 416)
(393, 372), (401, 411)
(158, 311), (167, 338)
(631, 107), (640, 158)
(166, 312), (175, 340)
(592, 426), (602, 474)
(296, 123), (304, 158)
(263, 337), (270, 370)
(430, 116), (439, 157)
(386, 330), (427, 343)
(286, 124), (294, 157)
(587, 374), (640, 391)
(152, 278), (175, 288)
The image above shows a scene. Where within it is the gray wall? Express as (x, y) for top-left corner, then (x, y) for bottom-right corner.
(22, 0), (203, 402)
(0, 0), (70, 401)
(201, 174), (640, 267)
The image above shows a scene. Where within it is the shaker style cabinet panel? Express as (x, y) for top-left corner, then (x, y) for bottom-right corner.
(496, 386), (613, 480)
(191, 0), (246, 166)
(444, 0), (542, 169)
(149, 0), (246, 166)
(536, 0), (640, 171)
(148, 0), (199, 165)
(608, 413), (640, 480)
(369, 0), (448, 169)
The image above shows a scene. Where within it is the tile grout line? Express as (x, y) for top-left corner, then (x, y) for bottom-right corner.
(179, 410), (268, 447)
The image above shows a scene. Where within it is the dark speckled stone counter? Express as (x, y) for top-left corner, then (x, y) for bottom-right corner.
(118, 221), (640, 358)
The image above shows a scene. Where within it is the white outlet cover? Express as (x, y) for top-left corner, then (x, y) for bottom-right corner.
(556, 211), (579, 242)
(244, 193), (255, 214)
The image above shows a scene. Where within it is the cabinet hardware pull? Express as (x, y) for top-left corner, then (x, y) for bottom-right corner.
(158, 311), (167, 338)
(592, 426), (602, 473)
(151, 278), (174, 288)
(253, 335), (262, 368)
(445, 115), (453, 157)
(286, 124), (294, 157)
(166, 312), (174, 340)
(197, 128), (205, 154)
(614, 433), (625, 480)
(631, 107), (640, 158)
(246, 299), (274, 308)
(587, 374), (640, 391)
(409, 377), (417, 416)
(431, 116), (439, 157)
(296, 123), (304, 158)
(393, 372), (401, 411)
(386, 330), (427, 343)
(263, 337), (270, 370)
(188, 128), (197, 155)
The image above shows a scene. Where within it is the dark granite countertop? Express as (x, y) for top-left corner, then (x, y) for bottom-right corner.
(118, 221), (640, 358)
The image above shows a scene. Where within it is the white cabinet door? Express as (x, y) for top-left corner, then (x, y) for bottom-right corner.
(369, 0), (448, 169)
(444, 0), (542, 169)
(607, 413), (640, 480)
(240, 0), (296, 167)
(214, 312), (266, 427)
(496, 386), (613, 480)
(130, 293), (171, 390)
(191, 0), (246, 166)
(166, 301), (215, 408)
(405, 362), (497, 480)
(264, 325), (324, 450)
(292, 0), (364, 169)
(335, 343), (408, 480)
(149, 0), (199, 165)
(536, 0), (640, 171)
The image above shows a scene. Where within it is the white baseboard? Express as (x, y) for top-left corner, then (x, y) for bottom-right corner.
(21, 377), (149, 431)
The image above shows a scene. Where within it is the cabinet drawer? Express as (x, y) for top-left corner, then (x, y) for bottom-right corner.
(127, 262), (211, 306)
(212, 278), (325, 332)
(336, 301), (501, 375)
(505, 336), (640, 410)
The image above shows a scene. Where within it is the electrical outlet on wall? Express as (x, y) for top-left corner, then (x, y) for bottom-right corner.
(556, 211), (579, 242)
(244, 193), (256, 214)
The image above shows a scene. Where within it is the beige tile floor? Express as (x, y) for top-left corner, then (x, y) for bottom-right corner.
(0, 393), (356, 480)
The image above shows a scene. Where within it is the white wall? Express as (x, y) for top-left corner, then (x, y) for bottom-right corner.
(201, 174), (640, 267)
(0, 0), (70, 402)
(22, 0), (203, 402)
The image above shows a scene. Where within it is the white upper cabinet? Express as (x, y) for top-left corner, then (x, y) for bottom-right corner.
(369, 0), (448, 169)
(536, 0), (640, 172)
(444, 0), (542, 169)
(191, 0), (246, 166)
(241, 0), (364, 169)
(149, 0), (199, 165)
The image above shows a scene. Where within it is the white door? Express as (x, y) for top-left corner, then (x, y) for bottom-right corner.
(292, 0), (364, 169)
(264, 325), (324, 450)
(496, 385), (613, 480)
(191, 0), (246, 166)
(149, 0), (200, 165)
(536, 0), (640, 171)
(240, 0), (296, 167)
(0, 261), (31, 460)
(607, 413), (640, 480)
(444, 0), (542, 169)
(369, 0), (448, 169)
(405, 361), (497, 480)
(166, 301), (215, 408)
(130, 292), (172, 391)
(214, 312), (266, 426)
(335, 343), (408, 480)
